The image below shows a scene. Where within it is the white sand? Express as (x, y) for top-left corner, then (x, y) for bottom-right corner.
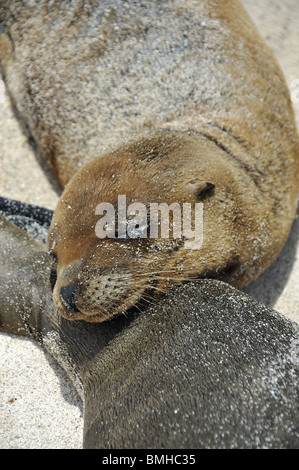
(0, 0), (298, 449)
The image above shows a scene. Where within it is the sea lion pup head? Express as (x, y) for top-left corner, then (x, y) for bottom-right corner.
(48, 130), (242, 323)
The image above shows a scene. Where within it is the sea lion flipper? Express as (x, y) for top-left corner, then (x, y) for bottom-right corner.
(0, 212), (51, 340)
(0, 196), (53, 244)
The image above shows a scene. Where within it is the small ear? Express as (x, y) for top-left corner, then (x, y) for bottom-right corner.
(186, 181), (215, 198)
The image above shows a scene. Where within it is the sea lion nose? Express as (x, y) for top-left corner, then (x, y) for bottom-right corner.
(59, 283), (79, 312)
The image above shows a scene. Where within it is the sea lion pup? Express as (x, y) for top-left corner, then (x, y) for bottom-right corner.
(0, 0), (298, 322)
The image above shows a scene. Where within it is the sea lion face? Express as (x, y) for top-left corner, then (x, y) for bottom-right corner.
(48, 132), (210, 322)
(48, 191), (184, 323)
(50, 234), (173, 323)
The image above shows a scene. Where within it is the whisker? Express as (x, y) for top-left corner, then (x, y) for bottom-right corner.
(138, 296), (157, 306)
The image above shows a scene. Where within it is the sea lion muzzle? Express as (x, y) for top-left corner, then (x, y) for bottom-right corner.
(59, 283), (80, 313)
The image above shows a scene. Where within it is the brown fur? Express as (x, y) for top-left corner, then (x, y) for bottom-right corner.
(0, 0), (298, 322)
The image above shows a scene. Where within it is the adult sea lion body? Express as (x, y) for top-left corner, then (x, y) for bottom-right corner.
(0, 0), (298, 322)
